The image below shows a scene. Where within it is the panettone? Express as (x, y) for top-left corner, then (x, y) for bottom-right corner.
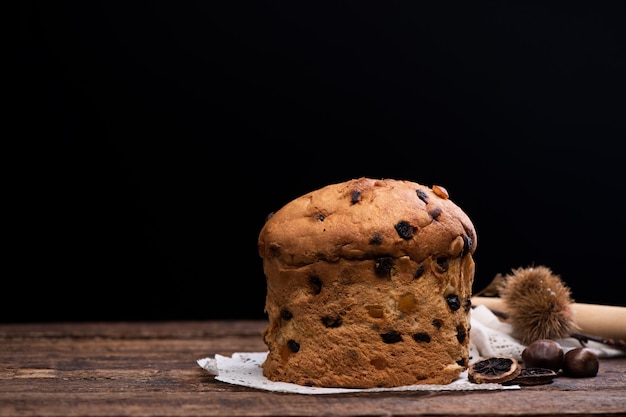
(257, 177), (477, 388)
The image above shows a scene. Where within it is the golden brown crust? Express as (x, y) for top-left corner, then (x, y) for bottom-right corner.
(258, 177), (476, 266)
(258, 177), (477, 388)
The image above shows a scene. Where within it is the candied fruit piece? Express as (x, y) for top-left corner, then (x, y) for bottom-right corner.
(449, 236), (465, 257)
(366, 305), (385, 318)
(398, 293), (416, 313)
(370, 357), (387, 370)
(444, 285), (456, 296)
(279, 343), (292, 361)
(432, 185), (449, 199)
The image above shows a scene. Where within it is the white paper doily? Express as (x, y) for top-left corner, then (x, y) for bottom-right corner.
(197, 351), (519, 394)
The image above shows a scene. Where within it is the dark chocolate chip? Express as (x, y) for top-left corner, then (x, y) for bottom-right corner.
(287, 339), (300, 353)
(265, 212), (275, 221)
(414, 264), (425, 279)
(456, 357), (466, 367)
(446, 294), (461, 311)
(462, 234), (472, 256)
(463, 226), (474, 250)
(374, 257), (394, 277)
(309, 276), (322, 295)
(268, 242), (281, 257)
(416, 189), (429, 203)
(321, 315), (342, 328)
(381, 330), (403, 344)
(464, 298), (472, 313)
(434, 256), (449, 272)
(394, 221), (416, 240)
(315, 213), (325, 222)
(432, 319), (443, 329)
(412, 332), (431, 343)
(280, 309), (293, 320)
(369, 234), (383, 245)
(350, 190), (362, 205)
(456, 325), (467, 343)
(428, 206), (442, 220)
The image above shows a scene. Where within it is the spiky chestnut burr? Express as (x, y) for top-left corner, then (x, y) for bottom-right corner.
(500, 266), (579, 344)
(472, 266), (626, 351)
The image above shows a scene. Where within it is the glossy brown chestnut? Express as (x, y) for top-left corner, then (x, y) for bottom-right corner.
(521, 339), (564, 372)
(562, 347), (599, 377)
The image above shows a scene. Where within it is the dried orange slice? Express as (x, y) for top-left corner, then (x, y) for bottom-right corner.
(504, 367), (558, 386)
(468, 356), (521, 384)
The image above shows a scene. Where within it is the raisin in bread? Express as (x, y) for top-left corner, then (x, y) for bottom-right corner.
(257, 177), (477, 388)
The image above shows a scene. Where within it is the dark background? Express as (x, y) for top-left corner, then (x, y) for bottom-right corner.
(10, 2), (626, 323)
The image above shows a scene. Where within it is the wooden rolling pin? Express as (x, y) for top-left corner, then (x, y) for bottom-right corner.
(471, 296), (626, 341)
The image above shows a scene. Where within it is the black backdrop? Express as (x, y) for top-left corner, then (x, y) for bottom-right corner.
(10, 2), (626, 323)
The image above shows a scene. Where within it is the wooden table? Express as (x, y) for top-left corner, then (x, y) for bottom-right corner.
(1, 320), (625, 416)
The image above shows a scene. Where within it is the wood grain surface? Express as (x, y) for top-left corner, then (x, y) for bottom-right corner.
(1, 320), (625, 416)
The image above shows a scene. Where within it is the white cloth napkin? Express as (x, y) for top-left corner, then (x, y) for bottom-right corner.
(469, 305), (625, 361)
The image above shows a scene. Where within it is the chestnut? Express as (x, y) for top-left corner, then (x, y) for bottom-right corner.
(562, 347), (599, 377)
(521, 339), (564, 372)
